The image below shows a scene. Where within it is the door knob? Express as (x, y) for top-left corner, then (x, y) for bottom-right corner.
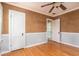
(22, 33), (24, 36)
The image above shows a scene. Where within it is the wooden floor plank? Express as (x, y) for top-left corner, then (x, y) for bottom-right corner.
(2, 41), (79, 56)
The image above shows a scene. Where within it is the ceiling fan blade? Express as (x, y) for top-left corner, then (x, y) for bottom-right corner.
(49, 6), (54, 13)
(41, 2), (56, 7)
(60, 4), (67, 10)
(52, 13), (56, 15)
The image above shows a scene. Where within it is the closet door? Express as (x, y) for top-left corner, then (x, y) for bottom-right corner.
(9, 10), (25, 51)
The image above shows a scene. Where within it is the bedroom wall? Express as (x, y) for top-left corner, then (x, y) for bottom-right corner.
(0, 3), (53, 53)
(2, 3), (53, 34)
(60, 9), (79, 32)
(60, 9), (79, 48)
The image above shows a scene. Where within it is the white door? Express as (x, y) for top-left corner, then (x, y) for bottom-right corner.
(52, 18), (60, 42)
(9, 10), (25, 51)
(46, 18), (52, 40)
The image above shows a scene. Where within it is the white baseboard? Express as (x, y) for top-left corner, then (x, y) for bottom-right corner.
(25, 41), (48, 48)
(61, 41), (79, 48)
(60, 32), (79, 48)
(52, 40), (60, 43)
(52, 40), (79, 48)
(0, 41), (47, 55)
(51, 39), (61, 44)
(0, 50), (11, 55)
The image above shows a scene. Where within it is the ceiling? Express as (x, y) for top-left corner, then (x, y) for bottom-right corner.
(7, 2), (79, 17)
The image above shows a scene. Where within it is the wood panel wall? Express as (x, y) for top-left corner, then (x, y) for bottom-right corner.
(2, 3), (53, 34)
(26, 11), (47, 32)
(60, 9), (79, 32)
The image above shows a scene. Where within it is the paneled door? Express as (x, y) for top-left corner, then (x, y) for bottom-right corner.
(9, 10), (25, 51)
(52, 18), (60, 42)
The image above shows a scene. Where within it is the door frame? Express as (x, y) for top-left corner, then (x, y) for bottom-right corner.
(46, 18), (61, 42)
(0, 5), (3, 34)
(46, 18), (53, 40)
(9, 9), (26, 51)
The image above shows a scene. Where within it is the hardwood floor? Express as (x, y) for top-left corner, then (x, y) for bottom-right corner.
(2, 41), (79, 56)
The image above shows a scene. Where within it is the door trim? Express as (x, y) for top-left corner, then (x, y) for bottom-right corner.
(46, 18), (53, 40)
(9, 9), (26, 51)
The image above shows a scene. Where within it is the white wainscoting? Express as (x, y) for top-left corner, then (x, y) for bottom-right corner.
(0, 35), (1, 41)
(0, 32), (48, 54)
(0, 34), (10, 54)
(25, 32), (48, 48)
(61, 32), (79, 48)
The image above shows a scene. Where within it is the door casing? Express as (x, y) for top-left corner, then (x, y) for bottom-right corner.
(9, 10), (25, 51)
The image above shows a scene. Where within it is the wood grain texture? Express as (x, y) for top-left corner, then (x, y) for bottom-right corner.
(2, 40), (79, 56)
(2, 3), (8, 34)
(60, 9), (79, 32)
(26, 10), (46, 32)
(2, 3), (53, 34)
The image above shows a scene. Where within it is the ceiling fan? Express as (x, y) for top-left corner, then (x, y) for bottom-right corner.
(41, 2), (67, 14)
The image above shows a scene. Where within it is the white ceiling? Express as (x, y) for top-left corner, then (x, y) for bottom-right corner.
(7, 2), (79, 17)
